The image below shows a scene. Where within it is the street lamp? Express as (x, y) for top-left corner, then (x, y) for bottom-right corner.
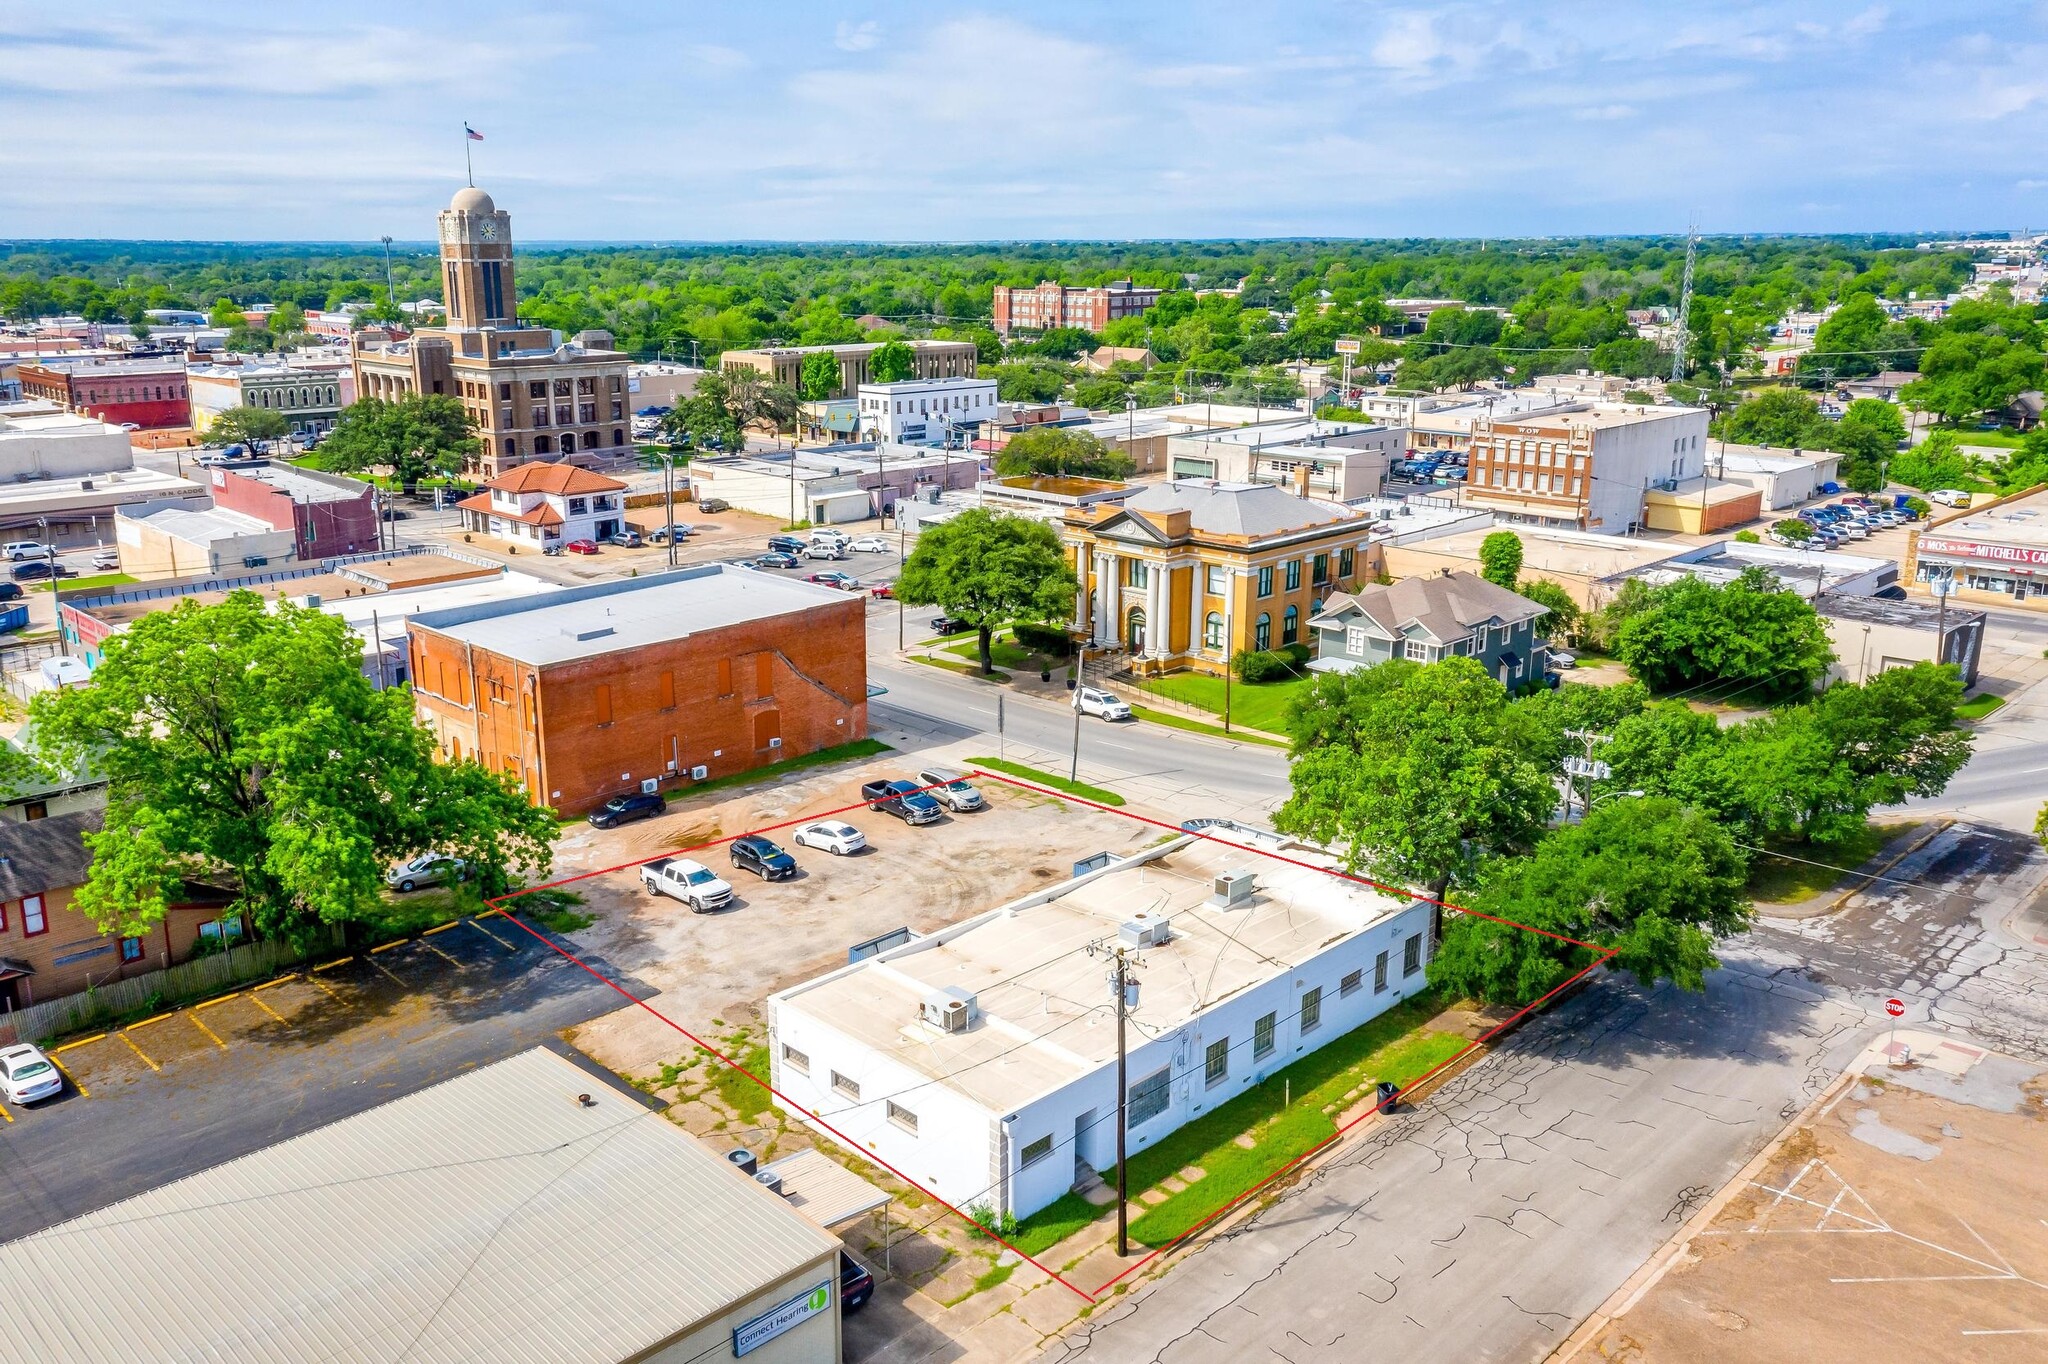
(1588, 788), (1645, 810)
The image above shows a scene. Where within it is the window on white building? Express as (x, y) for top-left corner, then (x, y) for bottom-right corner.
(1020, 1134), (1054, 1167)
(1340, 969), (1363, 997)
(1205, 1037), (1230, 1087)
(1253, 1011), (1276, 1060)
(887, 1101), (919, 1134)
(1403, 933), (1423, 976)
(1375, 950), (1389, 992)
(831, 1071), (860, 1101)
(1128, 1067), (1171, 1126)
(1300, 986), (1323, 1034)
(781, 1044), (809, 1075)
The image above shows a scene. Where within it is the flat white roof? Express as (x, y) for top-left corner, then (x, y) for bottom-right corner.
(0, 1049), (838, 1364)
(776, 829), (1420, 1114)
(410, 563), (853, 665)
(122, 502), (277, 542)
(1927, 489), (2048, 551)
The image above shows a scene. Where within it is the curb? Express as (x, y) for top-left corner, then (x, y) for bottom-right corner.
(1821, 816), (1953, 915)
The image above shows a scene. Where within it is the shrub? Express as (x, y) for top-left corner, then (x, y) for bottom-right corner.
(1232, 648), (1299, 683)
(1011, 621), (1074, 657)
(1281, 642), (1312, 667)
(964, 1201), (1020, 1240)
(1734, 529), (1761, 543)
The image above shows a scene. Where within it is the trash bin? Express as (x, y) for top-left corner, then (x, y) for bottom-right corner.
(1375, 1081), (1399, 1113)
(1041, 669), (1052, 682)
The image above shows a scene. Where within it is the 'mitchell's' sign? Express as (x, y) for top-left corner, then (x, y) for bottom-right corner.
(1919, 536), (2048, 569)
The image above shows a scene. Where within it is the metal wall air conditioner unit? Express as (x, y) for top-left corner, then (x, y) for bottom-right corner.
(1210, 870), (1257, 908)
(1119, 914), (1173, 948)
(689, 764), (709, 780)
(640, 778), (659, 794)
(753, 1170), (785, 1196)
(920, 986), (980, 1033)
(768, 736), (782, 749)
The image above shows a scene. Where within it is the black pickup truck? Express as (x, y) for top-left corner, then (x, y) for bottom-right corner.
(860, 779), (943, 826)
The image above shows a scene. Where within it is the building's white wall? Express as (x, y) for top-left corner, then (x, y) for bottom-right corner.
(0, 419), (135, 480)
(689, 464), (860, 522)
(856, 378), (998, 444)
(1585, 409), (1709, 533)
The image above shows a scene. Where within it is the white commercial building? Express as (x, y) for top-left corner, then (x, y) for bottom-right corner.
(855, 376), (998, 444)
(0, 400), (134, 480)
(115, 498), (299, 577)
(1163, 418), (1405, 501)
(1713, 443), (1845, 510)
(1460, 401), (1713, 535)
(769, 825), (1433, 1221)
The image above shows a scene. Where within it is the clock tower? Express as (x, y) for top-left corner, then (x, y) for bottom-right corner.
(437, 186), (516, 330)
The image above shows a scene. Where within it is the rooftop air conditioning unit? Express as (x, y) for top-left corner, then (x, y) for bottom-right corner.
(920, 986), (980, 1033)
(1211, 870), (1257, 908)
(753, 1170), (785, 1196)
(725, 1147), (757, 1176)
(640, 778), (659, 795)
(1119, 914), (1173, 948)
(689, 764), (709, 780)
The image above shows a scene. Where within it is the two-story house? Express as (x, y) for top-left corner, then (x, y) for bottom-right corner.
(454, 463), (626, 551)
(1308, 570), (1550, 687)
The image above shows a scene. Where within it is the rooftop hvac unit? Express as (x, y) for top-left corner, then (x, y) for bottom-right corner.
(753, 1170), (784, 1196)
(1210, 870), (1257, 908)
(689, 764), (709, 780)
(1119, 914), (1172, 948)
(920, 985), (980, 1033)
(725, 1147), (757, 1176)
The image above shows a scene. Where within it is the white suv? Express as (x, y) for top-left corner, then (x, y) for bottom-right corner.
(2, 541), (49, 561)
(1075, 685), (1133, 721)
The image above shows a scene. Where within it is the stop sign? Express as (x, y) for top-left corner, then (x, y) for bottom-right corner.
(1885, 998), (1905, 1017)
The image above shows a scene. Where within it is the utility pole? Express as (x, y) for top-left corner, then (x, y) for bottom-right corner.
(1086, 937), (1141, 1257)
(1670, 222), (1698, 384)
(1932, 567), (1953, 667)
(380, 236), (396, 313)
(1560, 728), (1612, 822)
(1069, 642), (1089, 783)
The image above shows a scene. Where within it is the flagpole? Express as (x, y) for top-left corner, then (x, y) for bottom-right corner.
(465, 125), (473, 187)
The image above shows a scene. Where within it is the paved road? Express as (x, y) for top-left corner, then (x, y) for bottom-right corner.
(1044, 823), (2048, 1364)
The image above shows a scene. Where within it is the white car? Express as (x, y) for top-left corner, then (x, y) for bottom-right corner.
(0, 1043), (63, 1104)
(2, 541), (49, 561)
(386, 851), (467, 892)
(1549, 651), (1577, 670)
(91, 550), (121, 572)
(641, 857), (735, 912)
(793, 820), (868, 856)
(1075, 685), (1133, 721)
(1928, 489), (1972, 508)
(849, 536), (890, 553)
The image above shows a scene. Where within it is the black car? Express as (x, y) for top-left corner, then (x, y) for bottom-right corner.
(838, 1251), (874, 1313)
(729, 834), (798, 880)
(767, 535), (808, 553)
(755, 551), (801, 569)
(0, 583), (20, 601)
(587, 791), (665, 829)
(10, 560), (70, 582)
(929, 615), (969, 635)
(860, 779), (943, 826)
(698, 498), (730, 513)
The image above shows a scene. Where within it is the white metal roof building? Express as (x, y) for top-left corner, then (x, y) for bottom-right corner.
(0, 1048), (844, 1364)
(768, 826), (1433, 1221)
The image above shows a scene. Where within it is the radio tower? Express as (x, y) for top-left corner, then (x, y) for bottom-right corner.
(1669, 222), (1697, 383)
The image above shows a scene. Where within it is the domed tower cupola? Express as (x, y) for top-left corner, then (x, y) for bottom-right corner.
(437, 186), (515, 329)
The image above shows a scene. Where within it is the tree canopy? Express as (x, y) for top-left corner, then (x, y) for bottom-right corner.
(798, 350), (841, 401)
(869, 339), (915, 382)
(315, 393), (477, 488)
(992, 427), (1135, 481)
(1478, 531), (1523, 590)
(209, 405), (290, 446)
(30, 593), (554, 946)
(1614, 566), (1834, 695)
(895, 509), (1077, 675)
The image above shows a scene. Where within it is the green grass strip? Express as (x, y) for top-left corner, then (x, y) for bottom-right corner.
(1128, 704), (1287, 748)
(966, 756), (1126, 807)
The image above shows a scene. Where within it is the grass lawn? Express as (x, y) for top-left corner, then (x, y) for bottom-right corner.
(649, 737), (891, 810)
(1747, 821), (1909, 904)
(710, 1032), (775, 1123)
(1935, 425), (2025, 448)
(943, 635), (1066, 677)
(1118, 993), (1468, 1247)
(1010, 1190), (1108, 1258)
(40, 572), (135, 594)
(912, 654), (1011, 683)
(965, 755), (1125, 807)
(366, 882), (488, 941)
(1141, 672), (1308, 735)
(1957, 692), (2007, 721)
(1129, 704), (1288, 748)
(511, 887), (594, 934)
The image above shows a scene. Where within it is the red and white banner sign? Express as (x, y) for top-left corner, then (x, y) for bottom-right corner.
(1919, 536), (2048, 568)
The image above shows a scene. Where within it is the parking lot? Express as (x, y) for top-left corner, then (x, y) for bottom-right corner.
(0, 909), (641, 1238)
(548, 760), (1160, 1081)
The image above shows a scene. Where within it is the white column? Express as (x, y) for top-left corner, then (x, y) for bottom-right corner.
(1101, 554), (1120, 646)
(1148, 565), (1166, 658)
(1071, 546), (1088, 631)
(1186, 562), (1203, 659)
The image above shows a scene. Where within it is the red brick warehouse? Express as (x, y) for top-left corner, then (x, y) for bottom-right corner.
(406, 565), (868, 815)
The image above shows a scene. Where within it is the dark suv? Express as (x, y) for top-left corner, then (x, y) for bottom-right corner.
(729, 834), (798, 880)
(587, 791), (665, 829)
(839, 1251), (874, 1313)
(767, 534), (808, 553)
(860, 779), (943, 825)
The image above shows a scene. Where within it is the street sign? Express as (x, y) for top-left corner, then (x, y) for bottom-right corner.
(1334, 338), (1362, 356)
(1885, 997), (1905, 1017)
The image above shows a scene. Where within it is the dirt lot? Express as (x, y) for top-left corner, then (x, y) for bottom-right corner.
(1576, 1041), (2048, 1362)
(547, 760), (1162, 1080)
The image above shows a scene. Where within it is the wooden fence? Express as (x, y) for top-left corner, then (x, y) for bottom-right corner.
(0, 934), (333, 1046)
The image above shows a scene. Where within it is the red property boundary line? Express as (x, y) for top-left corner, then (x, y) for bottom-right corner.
(485, 770), (1617, 1303)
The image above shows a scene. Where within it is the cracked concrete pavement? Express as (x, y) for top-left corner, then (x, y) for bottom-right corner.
(1036, 822), (2048, 1364)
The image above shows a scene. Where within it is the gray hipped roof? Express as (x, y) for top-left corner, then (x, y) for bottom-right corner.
(1117, 480), (1353, 538)
(0, 809), (100, 900)
(1314, 570), (1547, 643)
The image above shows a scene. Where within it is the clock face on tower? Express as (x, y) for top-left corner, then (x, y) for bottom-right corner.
(479, 221), (498, 242)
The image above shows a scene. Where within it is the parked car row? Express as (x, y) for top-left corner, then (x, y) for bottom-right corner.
(1778, 494), (1921, 548)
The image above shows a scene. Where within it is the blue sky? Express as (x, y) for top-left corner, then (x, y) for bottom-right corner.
(2, 2), (2043, 241)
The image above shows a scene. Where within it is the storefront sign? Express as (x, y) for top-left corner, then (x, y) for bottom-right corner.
(1919, 536), (2048, 567)
(733, 1281), (833, 1357)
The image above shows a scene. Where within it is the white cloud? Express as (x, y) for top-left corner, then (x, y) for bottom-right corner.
(1573, 103), (1636, 121)
(834, 20), (880, 52)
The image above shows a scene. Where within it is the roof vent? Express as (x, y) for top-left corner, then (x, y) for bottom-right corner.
(1119, 914), (1173, 948)
(920, 986), (980, 1033)
(563, 624), (615, 641)
(1210, 870), (1257, 908)
(754, 1170), (785, 1196)
(726, 1147), (758, 1176)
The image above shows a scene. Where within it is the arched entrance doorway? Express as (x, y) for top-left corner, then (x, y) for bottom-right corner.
(1126, 607), (1147, 654)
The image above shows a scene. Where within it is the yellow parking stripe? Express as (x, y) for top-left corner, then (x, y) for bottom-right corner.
(313, 956), (354, 972)
(52, 1033), (106, 1054)
(417, 937), (462, 967)
(253, 974), (297, 991)
(303, 971), (343, 1001)
(370, 939), (407, 953)
(247, 992), (286, 1023)
(118, 1031), (160, 1071)
(125, 1011), (174, 1031)
(421, 921), (459, 936)
(194, 992), (241, 1009)
(464, 917), (515, 952)
(0, 1100), (11, 1122)
(51, 1057), (87, 1098)
(188, 1012), (228, 1050)
(366, 954), (406, 985)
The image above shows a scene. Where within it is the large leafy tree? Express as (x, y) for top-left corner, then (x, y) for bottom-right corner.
(207, 296), (245, 329)
(209, 405), (290, 447)
(1278, 657), (1555, 902)
(869, 339), (916, 382)
(798, 350), (842, 401)
(30, 593), (555, 947)
(1428, 797), (1751, 1005)
(1718, 388), (1824, 447)
(896, 509), (1077, 674)
(316, 393), (478, 488)
(1478, 530), (1523, 590)
(1615, 567), (1834, 694)
(1516, 578), (1581, 645)
(992, 427), (1134, 481)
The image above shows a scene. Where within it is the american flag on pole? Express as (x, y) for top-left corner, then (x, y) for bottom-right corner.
(465, 124), (484, 141)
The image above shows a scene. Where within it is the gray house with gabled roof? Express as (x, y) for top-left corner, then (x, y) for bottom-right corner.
(1309, 570), (1550, 686)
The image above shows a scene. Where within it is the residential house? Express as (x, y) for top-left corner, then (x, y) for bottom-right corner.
(1062, 479), (1377, 674)
(1081, 345), (1159, 373)
(453, 463), (626, 550)
(1308, 571), (1550, 687)
(855, 376), (998, 444)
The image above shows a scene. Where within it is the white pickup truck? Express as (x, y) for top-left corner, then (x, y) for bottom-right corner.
(640, 857), (735, 913)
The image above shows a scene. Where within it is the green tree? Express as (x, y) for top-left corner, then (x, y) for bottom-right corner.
(870, 339), (916, 382)
(1718, 388), (1825, 447)
(29, 593), (554, 946)
(315, 393), (478, 489)
(1802, 293), (1890, 379)
(1734, 529), (1762, 543)
(1278, 657), (1556, 902)
(1615, 568), (1834, 694)
(1018, 327), (1099, 360)
(1515, 578), (1580, 645)
(1773, 518), (1815, 543)
(1478, 530), (1523, 590)
(987, 360), (1071, 404)
(992, 427), (1134, 481)
(270, 301), (307, 336)
(798, 350), (841, 401)
(1428, 797), (1751, 1005)
(209, 405), (290, 447)
(895, 509), (1077, 675)
(208, 296), (245, 329)
(1889, 429), (1974, 492)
